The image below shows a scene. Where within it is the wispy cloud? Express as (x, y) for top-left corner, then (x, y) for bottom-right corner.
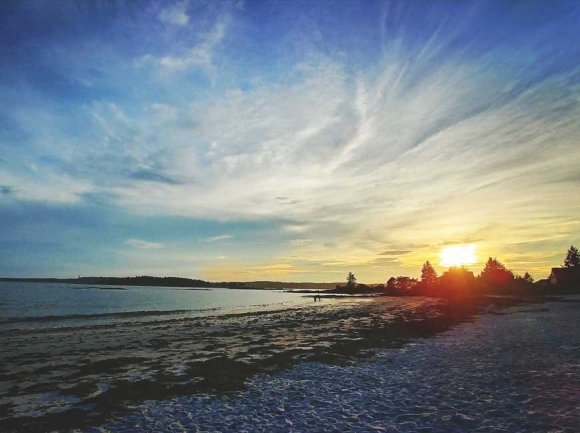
(0, 185), (16, 195)
(125, 239), (164, 249)
(285, 238), (313, 246)
(199, 234), (233, 242)
(0, 169), (93, 204)
(129, 170), (181, 185)
(2, 1), (579, 280)
(142, 14), (229, 78)
(276, 197), (302, 206)
(204, 262), (307, 280)
(378, 250), (411, 256)
(282, 224), (309, 234)
(158, 2), (190, 27)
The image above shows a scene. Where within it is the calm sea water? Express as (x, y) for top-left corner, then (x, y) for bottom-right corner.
(0, 282), (311, 331)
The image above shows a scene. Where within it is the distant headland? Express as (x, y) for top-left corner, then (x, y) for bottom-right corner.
(0, 276), (339, 291)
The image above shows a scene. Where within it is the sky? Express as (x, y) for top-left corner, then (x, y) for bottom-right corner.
(1, 0), (579, 282)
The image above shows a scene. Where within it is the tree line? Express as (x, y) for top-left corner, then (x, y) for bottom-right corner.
(334, 245), (580, 296)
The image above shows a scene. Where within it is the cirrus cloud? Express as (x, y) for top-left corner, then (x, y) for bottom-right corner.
(199, 234), (233, 242)
(125, 239), (164, 249)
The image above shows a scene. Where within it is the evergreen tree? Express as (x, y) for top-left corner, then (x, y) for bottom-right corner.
(563, 245), (580, 268)
(480, 257), (514, 289)
(346, 272), (357, 288)
(514, 272), (534, 286)
(421, 261), (438, 287)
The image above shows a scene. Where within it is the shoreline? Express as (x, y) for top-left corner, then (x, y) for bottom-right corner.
(98, 295), (580, 433)
(0, 295), (558, 432)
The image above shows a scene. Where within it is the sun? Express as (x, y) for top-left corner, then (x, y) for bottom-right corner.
(440, 244), (477, 267)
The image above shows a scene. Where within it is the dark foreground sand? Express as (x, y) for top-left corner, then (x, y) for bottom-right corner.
(96, 296), (579, 433)
(0, 295), (572, 432)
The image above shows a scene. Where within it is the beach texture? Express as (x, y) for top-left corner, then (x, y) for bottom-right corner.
(93, 296), (580, 432)
(2, 296), (448, 431)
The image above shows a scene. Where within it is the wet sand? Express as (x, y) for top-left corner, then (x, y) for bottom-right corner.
(97, 296), (579, 433)
(0, 295), (551, 432)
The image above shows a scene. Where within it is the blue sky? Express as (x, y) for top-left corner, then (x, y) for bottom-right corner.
(1, 0), (579, 281)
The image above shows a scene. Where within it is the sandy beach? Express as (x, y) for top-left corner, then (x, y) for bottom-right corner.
(95, 295), (580, 433)
(1, 295), (578, 432)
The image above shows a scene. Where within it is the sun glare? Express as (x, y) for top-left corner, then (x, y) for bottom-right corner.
(439, 244), (477, 267)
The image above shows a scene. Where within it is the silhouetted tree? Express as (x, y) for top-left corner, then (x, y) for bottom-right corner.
(440, 266), (475, 297)
(346, 272), (357, 288)
(479, 257), (514, 291)
(384, 276), (418, 294)
(522, 271), (534, 284)
(563, 246), (580, 268)
(513, 272), (534, 291)
(421, 261), (438, 288)
(396, 276), (418, 292)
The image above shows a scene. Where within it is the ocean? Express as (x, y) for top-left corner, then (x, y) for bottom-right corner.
(0, 280), (345, 429)
(0, 281), (311, 332)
